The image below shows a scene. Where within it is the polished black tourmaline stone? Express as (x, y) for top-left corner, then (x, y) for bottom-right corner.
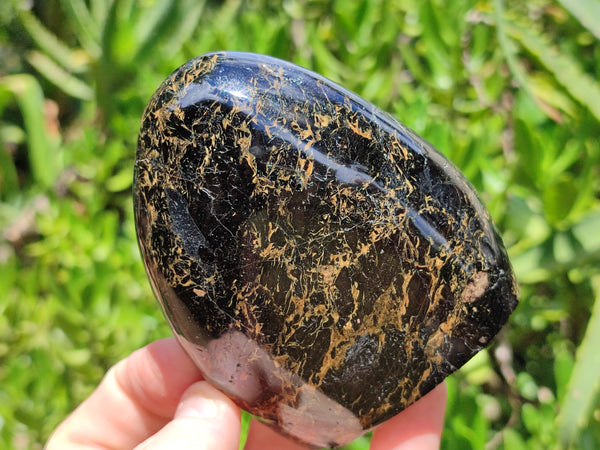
(134, 51), (518, 448)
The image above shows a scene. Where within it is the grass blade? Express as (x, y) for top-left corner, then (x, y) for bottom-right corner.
(0, 75), (60, 189)
(60, 0), (101, 58)
(19, 12), (88, 74)
(506, 20), (600, 122)
(419, 0), (452, 88)
(493, 0), (563, 122)
(556, 0), (600, 39)
(0, 128), (21, 197)
(90, 0), (110, 25)
(133, 0), (177, 60)
(164, 0), (207, 53)
(26, 50), (94, 100)
(133, 0), (207, 64)
(557, 275), (600, 448)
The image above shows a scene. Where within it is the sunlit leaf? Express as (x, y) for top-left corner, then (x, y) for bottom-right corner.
(60, 0), (101, 58)
(20, 11), (89, 74)
(556, 0), (600, 39)
(163, 0), (207, 53)
(542, 174), (578, 226)
(558, 276), (600, 448)
(133, 0), (178, 63)
(0, 140), (19, 197)
(506, 20), (600, 122)
(26, 50), (94, 100)
(0, 74), (60, 188)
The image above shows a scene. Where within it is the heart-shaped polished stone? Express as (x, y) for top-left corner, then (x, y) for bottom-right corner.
(134, 52), (518, 448)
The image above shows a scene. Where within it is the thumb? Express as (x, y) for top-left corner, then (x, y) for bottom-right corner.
(135, 381), (241, 450)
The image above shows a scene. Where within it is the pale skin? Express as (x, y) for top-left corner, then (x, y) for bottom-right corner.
(47, 337), (447, 450)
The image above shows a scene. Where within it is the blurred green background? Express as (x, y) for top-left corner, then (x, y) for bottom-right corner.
(1, 0), (599, 448)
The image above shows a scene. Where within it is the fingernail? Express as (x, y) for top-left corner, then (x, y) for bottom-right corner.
(176, 383), (220, 419)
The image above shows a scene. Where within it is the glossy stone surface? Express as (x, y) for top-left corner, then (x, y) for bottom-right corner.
(134, 52), (518, 448)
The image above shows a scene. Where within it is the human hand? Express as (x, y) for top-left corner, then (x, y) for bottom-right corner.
(46, 338), (446, 450)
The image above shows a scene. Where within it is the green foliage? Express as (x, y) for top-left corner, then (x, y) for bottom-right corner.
(1, 0), (599, 448)
(558, 276), (600, 448)
(0, 74), (61, 192)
